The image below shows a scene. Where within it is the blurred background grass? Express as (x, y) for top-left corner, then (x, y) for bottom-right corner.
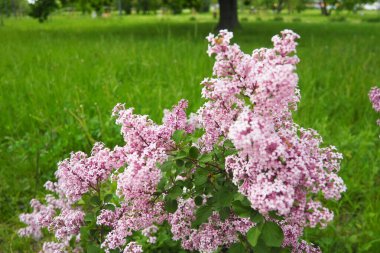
(0, 12), (380, 252)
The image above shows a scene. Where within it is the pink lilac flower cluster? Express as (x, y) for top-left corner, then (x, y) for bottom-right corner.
(141, 225), (158, 244)
(169, 199), (252, 252)
(123, 242), (143, 253)
(202, 29), (345, 252)
(18, 189), (83, 252)
(18, 141), (124, 252)
(19, 29), (345, 253)
(369, 87), (380, 126)
(54, 142), (114, 202)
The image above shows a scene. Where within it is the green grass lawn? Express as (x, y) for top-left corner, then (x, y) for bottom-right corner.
(0, 12), (379, 252)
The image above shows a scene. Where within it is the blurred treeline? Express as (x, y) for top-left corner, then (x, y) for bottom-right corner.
(0, 0), (378, 22)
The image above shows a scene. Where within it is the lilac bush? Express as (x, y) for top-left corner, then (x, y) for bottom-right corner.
(19, 30), (346, 253)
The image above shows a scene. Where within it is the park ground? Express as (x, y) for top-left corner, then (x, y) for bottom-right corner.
(0, 10), (380, 252)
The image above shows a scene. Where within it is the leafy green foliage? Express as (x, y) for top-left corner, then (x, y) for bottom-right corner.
(164, 199), (178, 213)
(232, 200), (253, 218)
(228, 242), (245, 252)
(261, 222), (284, 247)
(29, 0), (58, 22)
(192, 204), (213, 228)
(155, 124), (279, 252)
(247, 226), (261, 247)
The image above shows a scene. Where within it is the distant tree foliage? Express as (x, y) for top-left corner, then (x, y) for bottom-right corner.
(9, 0), (378, 22)
(183, 0), (211, 12)
(77, 0), (92, 13)
(0, 0), (30, 16)
(90, 0), (112, 15)
(120, 0), (133, 14)
(341, 0), (376, 12)
(248, 0), (311, 14)
(29, 0), (58, 22)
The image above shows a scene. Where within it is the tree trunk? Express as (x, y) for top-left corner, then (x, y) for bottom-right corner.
(277, 0), (284, 13)
(320, 0), (330, 16)
(217, 0), (240, 31)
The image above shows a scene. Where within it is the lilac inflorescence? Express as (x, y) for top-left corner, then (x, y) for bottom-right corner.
(369, 87), (380, 126)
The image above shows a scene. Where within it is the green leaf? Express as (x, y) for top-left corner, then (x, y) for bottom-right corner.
(193, 169), (208, 186)
(199, 153), (213, 163)
(228, 242), (245, 252)
(182, 179), (193, 189)
(104, 194), (113, 203)
(194, 196), (203, 206)
(219, 207), (231, 221)
(215, 188), (235, 208)
(177, 150), (187, 159)
(261, 222), (284, 247)
(268, 211), (284, 221)
(104, 204), (116, 211)
(168, 185), (183, 199)
(224, 149), (238, 156)
(84, 213), (95, 222)
(160, 160), (174, 171)
(192, 205), (213, 228)
(164, 199), (178, 213)
(189, 146), (199, 159)
(90, 196), (101, 206)
(232, 200), (252, 218)
(240, 196), (252, 207)
(176, 159), (184, 167)
(223, 140), (235, 149)
(157, 177), (167, 191)
(86, 244), (101, 253)
(253, 238), (271, 253)
(247, 226), (262, 247)
(250, 212), (264, 224)
(69, 236), (76, 248)
(204, 196), (214, 205)
(80, 226), (90, 239)
(172, 130), (185, 143)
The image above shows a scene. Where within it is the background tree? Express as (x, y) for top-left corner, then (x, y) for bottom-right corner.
(29, 0), (58, 22)
(341, 0), (376, 13)
(77, 0), (92, 14)
(120, 0), (132, 14)
(183, 0), (211, 12)
(294, 0), (308, 12)
(89, 0), (113, 15)
(319, 0), (338, 16)
(163, 0), (184, 14)
(135, 0), (149, 14)
(0, 0), (29, 17)
(217, 0), (239, 30)
(286, 0), (309, 13)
